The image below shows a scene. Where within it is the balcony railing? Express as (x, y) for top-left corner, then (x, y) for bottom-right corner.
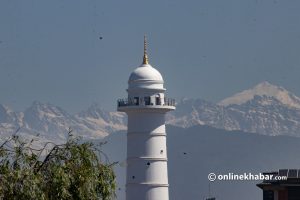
(117, 97), (175, 107)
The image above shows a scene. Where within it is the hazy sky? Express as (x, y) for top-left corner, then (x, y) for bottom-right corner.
(1, 0), (300, 112)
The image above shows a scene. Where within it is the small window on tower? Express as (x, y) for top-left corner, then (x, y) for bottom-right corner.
(144, 97), (150, 105)
(134, 97), (139, 105)
(156, 97), (161, 105)
(147, 162), (150, 166)
(156, 94), (161, 105)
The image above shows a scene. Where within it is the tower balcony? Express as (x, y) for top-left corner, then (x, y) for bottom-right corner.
(117, 97), (175, 112)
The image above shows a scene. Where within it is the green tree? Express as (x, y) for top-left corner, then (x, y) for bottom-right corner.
(0, 130), (116, 200)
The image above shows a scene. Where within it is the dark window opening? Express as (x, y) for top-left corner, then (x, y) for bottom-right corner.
(288, 187), (300, 200)
(263, 190), (274, 200)
(132, 176), (135, 179)
(144, 97), (150, 105)
(147, 162), (150, 166)
(156, 97), (161, 105)
(134, 97), (139, 105)
(160, 150), (164, 154)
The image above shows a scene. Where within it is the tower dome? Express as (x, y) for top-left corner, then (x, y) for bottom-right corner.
(128, 64), (164, 83)
(128, 36), (165, 91)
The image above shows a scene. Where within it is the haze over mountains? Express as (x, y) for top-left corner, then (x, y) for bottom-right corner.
(1, 81), (300, 142)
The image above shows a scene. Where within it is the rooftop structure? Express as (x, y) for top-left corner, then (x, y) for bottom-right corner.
(257, 169), (300, 200)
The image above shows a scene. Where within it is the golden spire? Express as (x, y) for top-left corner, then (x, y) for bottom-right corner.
(143, 35), (149, 64)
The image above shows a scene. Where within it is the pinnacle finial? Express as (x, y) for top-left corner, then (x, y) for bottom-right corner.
(143, 35), (149, 64)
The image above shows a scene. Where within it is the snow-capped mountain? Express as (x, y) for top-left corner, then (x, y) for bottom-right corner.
(0, 104), (22, 134)
(166, 98), (240, 131)
(74, 103), (126, 138)
(0, 102), (126, 143)
(219, 81), (300, 109)
(22, 101), (75, 141)
(167, 82), (300, 137)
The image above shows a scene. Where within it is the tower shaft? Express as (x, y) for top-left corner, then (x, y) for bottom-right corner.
(117, 37), (175, 200)
(126, 111), (169, 199)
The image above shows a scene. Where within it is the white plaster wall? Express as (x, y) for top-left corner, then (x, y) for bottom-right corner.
(127, 134), (167, 159)
(127, 185), (169, 200)
(127, 112), (166, 133)
(126, 160), (168, 184)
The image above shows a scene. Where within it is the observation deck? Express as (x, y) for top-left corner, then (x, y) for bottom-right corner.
(117, 97), (175, 112)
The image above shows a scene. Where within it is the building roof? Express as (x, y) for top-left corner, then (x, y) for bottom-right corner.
(257, 169), (300, 190)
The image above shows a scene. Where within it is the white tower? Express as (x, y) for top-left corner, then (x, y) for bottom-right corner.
(117, 36), (175, 200)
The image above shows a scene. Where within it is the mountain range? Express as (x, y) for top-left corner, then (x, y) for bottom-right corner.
(1, 81), (300, 142)
(167, 81), (300, 136)
(0, 101), (126, 143)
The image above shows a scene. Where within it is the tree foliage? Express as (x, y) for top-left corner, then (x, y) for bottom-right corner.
(0, 130), (116, 200)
